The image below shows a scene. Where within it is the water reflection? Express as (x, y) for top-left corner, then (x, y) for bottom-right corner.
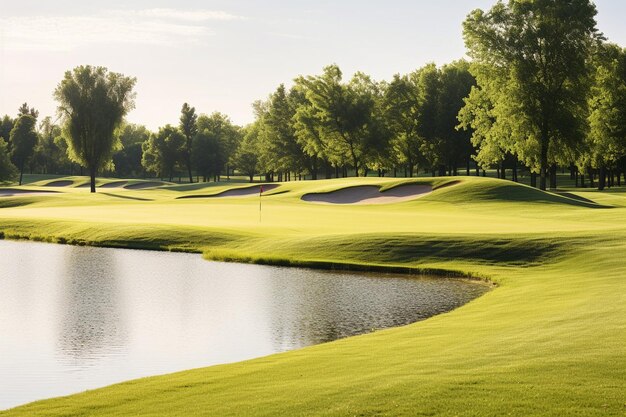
(0, 240), (488, 410)
(57, 247), (127, 363)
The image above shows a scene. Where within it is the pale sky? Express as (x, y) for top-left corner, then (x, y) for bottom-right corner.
(1, 1), (625, 130)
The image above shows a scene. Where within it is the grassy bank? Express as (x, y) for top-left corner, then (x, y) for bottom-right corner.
(0, 176), (625, 416)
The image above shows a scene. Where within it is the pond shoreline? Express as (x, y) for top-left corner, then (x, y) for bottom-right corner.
(0, 232), (495, 286)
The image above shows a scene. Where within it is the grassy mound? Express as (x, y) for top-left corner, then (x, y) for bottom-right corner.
(0, 176), (624, 416)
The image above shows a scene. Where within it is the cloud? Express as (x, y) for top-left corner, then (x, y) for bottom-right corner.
(126, 8), (247, 22)
(0, 9), (246, 51)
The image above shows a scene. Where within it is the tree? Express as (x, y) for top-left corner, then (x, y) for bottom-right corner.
(18, 103), (39, 120)
(383, 74), (424, 177)
(587, 43), (626, 190)
(142, 125), (185, 181)
(0, 116), (14, 143)
(192, 129), (220, 182)
(294, 65), (385, 177)
(437, 60), (476, 176)
(0, 139), (17, 183)
(463, 0), (601, 190)
(32, 116), (64, 175)
(113, 124), (150, 177)
(193, 113), (241, 181)
(9, 115), (38, 185)
(232, 123), (260, 182)
(180, 103), (198, 183)
(54, 65), (136, 192)
(257, 84), (310, 180)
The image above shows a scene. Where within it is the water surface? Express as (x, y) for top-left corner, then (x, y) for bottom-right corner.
(0, 240), (488, 409)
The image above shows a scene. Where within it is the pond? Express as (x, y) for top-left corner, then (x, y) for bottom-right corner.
(0, 240), (489, 410)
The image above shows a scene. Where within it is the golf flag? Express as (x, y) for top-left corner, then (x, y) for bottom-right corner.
(260, 185), (264, 196)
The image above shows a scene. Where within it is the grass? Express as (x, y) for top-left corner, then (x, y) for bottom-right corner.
(0, 176), (625, 416)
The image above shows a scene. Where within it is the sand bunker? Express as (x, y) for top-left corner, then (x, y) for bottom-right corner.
(302, 184), (432, 205)
(178, 184), (279, 199)
(100, 181), (128, 188)
(124, 181), (166, 190)
(0, 189), (59, 197)
(45, 180), (73, 187)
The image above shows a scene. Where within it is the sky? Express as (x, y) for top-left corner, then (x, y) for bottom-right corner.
(1, 0), (626, 130)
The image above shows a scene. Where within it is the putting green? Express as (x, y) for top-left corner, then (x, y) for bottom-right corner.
(0, 176), (624, 416)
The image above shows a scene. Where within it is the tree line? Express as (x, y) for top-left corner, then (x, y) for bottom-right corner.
(0, 0), (624, 192)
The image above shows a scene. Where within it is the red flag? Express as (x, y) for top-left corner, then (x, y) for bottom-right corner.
(260, 185), (264, 196)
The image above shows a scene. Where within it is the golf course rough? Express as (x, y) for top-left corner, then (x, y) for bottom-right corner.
(0, 176), (624, 416)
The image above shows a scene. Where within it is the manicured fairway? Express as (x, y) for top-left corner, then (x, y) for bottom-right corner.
(0, 176), (624, 416)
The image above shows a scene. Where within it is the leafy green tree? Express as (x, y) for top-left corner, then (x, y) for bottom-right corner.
(437, 60), (476, 176)
(32, 116), (64, 175)
(383, 74), (423, 177)
(9, 115), (38, 185)
(192, 130), (220, 182)
(113, 124), (150, 177)
(292, 84), (331, 179)
(180, 103), (198, 183)
(412, 64), (442, 174)
(232, 123), (261, 182)
(294, 65), (385, 177)
(18, 103), (39, 120)
(54, 65), (136, 192)
(142, 125), (185, 181)
(193, 113), (241, 181)
(0, 116), (15, 143)
(587, 43), (626, 190)
(463, 0), (601, 190)
(0, 138), (18, 183)
(257, 84), (310, 180)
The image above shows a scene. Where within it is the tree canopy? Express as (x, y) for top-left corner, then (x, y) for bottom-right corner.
(54, 65), (136, 192)
(462, 0), (602, 189)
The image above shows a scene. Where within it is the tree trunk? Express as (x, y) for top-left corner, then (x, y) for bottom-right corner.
(19, 162), (24, 186)
(90, 168), (96, 193)
(187, 158), (193, 184)
(539, 129), (548, 191)
(249, 174), (253, 182)
(530, 172), (537, 188)
(588, 167), (595, 188)
(549, 165), (557, 189)
(598, 165), (606, 191)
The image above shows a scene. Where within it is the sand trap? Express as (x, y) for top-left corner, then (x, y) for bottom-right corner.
(100, 181), (128, 188)
(178, 184), (279, 199)
(124, 181), (166, 190)
(45, 180), (73, 187)
(302, 184), (432, 205)
(0, 189), (59, 197)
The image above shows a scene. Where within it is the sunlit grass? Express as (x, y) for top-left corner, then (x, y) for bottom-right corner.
(0, 176), (624, 416)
